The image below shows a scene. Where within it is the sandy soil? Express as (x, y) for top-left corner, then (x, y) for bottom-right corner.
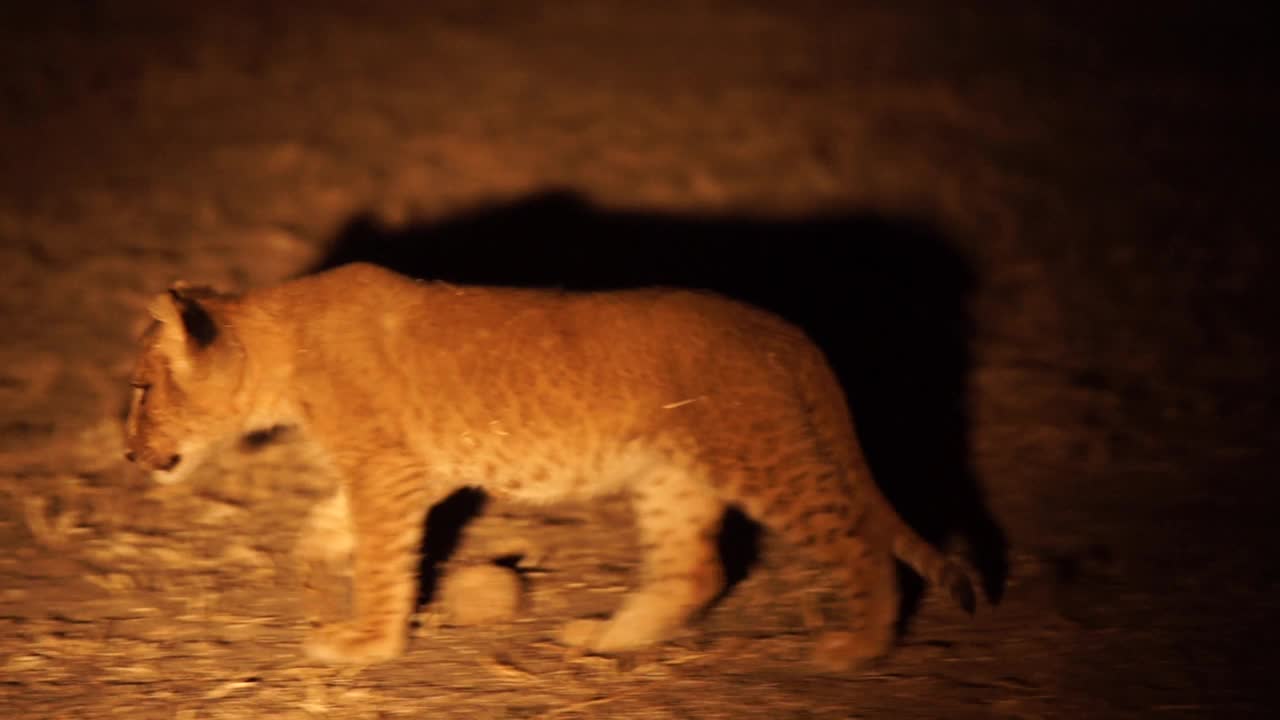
(1, 2), (1276, 717)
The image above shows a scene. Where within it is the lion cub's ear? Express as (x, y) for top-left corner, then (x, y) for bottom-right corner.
(146, 284), (223, 377)
(168, 287), (219, 348)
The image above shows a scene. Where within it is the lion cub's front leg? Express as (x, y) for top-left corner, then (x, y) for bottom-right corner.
(303, 452), (435, 665)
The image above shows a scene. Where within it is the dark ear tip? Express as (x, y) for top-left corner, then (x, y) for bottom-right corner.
(169, 286), (220, 348)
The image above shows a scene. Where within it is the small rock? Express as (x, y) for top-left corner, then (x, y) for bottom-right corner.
(440, 564), (523, 626)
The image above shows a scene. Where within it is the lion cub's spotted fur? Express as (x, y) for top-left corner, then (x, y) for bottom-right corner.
(124, 262), (974, 669)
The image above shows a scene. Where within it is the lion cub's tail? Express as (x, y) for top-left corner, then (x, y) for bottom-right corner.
(888, 519), (977, 614)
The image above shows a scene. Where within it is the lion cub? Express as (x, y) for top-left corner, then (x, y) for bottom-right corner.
(124, 262), (973, 669)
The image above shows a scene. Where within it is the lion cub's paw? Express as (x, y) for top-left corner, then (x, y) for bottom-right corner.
(811, 629), (892, 673)
(558, 616), (679, 654)
(303, 621), (405, 665)
(558, 618), (610, 651)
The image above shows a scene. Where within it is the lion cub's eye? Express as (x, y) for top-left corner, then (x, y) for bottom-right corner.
(130, 380), (151, 390)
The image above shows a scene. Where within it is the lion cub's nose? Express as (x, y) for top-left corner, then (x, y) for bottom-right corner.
(124, 451), (137, 462)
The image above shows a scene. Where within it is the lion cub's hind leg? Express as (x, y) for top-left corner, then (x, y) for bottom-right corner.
(727, 426), (901, 671)
(560, 461), (726, 653)
(811, 544), (900, 671)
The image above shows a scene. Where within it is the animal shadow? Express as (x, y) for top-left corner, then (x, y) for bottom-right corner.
(310, 189), (1008, 621)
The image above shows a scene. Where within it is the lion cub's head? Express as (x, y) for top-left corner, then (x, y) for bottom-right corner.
(124, 283), (248, 483)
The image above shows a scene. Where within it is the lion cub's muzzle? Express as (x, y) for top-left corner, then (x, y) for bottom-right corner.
(124, 449), (182, 472)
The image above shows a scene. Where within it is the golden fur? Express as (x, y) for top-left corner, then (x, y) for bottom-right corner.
(124, 262), (973, 668)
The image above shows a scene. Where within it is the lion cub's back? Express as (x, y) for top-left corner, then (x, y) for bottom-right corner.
(286, 261), (816, 426)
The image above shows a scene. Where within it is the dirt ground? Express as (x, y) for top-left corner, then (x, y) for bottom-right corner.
(1, 2), (1276, 718)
